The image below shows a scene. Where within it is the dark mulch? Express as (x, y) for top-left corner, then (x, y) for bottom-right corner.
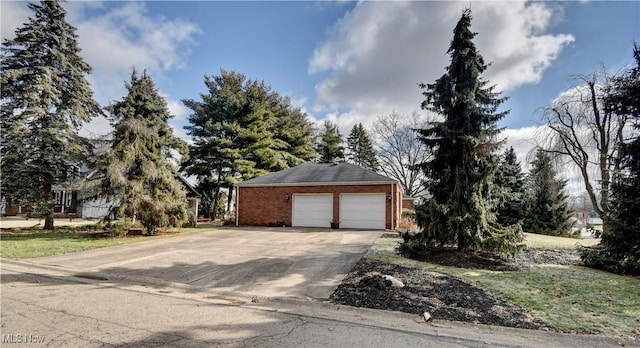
(331, 238), (583, 330)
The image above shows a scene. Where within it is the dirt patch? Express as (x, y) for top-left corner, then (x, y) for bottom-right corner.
(331, 238), (583, 330)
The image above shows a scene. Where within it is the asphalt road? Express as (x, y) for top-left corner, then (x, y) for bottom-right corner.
(1, 227), (635, 347)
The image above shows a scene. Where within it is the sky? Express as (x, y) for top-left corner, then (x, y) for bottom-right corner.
(2, 0), (639, 177)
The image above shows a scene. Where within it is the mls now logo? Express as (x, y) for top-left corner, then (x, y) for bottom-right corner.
(2, 334), (46, 344)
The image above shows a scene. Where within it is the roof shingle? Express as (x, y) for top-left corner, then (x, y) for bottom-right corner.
(236, 162), (396, 186)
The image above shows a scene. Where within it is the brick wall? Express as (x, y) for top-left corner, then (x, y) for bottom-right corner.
(237, 184), (402, 230)
(402, 198), (415, 210)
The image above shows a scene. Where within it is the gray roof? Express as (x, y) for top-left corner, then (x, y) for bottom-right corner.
(237, 162), (396, 186)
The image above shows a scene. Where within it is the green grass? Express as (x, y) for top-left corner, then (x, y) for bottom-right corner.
(524, 232), (599, 250)
(367, 235), (640, 337)
(0, 224), (218, 259)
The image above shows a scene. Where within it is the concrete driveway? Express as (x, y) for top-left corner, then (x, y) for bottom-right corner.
(26, 227), (383, 300)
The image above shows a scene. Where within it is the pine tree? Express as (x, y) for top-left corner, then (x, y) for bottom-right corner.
(182, 70), (315, 218)
(316, 120), (345, 163)
(522, 149), (574, 236)
(1, 0), (101, 230)
(347, 123), (379, 171)
(272, 96), (316, 168)
(100, 69), (189, 235)
(182, 71), (243, 219)
(413, 9), (524, 257)
(495, 147), (526, 226)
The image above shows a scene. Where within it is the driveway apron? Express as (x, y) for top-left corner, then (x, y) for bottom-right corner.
(27, 227), (383, 300)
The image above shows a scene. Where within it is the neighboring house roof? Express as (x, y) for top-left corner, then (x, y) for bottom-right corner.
(236, 162), (397, 187)
(176, 175), (200, 198)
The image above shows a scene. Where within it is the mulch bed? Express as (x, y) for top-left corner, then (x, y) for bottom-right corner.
(331, 240), (583, 330)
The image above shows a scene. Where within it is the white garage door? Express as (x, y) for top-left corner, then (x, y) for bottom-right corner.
(340, 194), (386, 229)
(292, 194), (333, 228)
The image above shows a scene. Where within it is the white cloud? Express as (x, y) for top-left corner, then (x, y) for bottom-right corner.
(502, 126), (546, 171)
(309, 1), (574, 130)
(166, 98), (189, 122)
(3, 2), (199, 104)
(472, 2), (575, 91)
(80, 116), (112, 138)
(166, 98), (191, 142)
(0, 2), (31, 40)
(70, 2), (200, 103)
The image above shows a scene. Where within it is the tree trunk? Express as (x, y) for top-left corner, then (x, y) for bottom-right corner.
(43, 176), (54, 230)
(457, 231), (467, 251)
(44, 211), (54, 230)
(226, 186), (234, 217)
(212, 187), (221, 220)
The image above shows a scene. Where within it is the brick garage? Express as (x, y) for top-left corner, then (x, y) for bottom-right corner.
(235, 163), (402, 230)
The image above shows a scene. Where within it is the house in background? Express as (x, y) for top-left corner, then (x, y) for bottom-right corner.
(2, 176), (85, 217)
(78, 173), (200, 221)
(572, 209), (590, 229)
(2, 173), (199, 222)
(235, 162), (402, 230)
(571, 209), (604, 238)
(402, 194), (415, 211)
(1, 138), (200, 221)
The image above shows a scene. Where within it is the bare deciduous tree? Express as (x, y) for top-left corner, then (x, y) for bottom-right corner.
(371, 111), (433, 198)
(539, 69), (629, 233)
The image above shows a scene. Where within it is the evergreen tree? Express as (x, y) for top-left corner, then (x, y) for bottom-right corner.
(347, 123), (379, 171)
(182, 70), (315, 218)
(495, 147), (526, 226)
(182, 71), (242, 219)
(100, 69), (189, 235)
(413, 9), (523, 257)
(581, 43), (640, 275)
(522, 149), (574, 236)
(272, 95), (316, 168)
(1, 0), (101, 230)
(316, 120), (345, 163)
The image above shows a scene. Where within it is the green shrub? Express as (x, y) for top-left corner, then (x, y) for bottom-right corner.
(398, 231), (431, 257)
(579, 245), (640, 276)
(104, 219), (132, 237)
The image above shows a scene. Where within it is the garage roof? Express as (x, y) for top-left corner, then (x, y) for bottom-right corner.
(236, 162), (397, 186)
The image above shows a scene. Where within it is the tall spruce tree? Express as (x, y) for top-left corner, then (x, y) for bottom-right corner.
(100, 69), (189, 235)
(413, 9), (524, 257)
(522, 149), (574, 236)
(182, 70), (315, 218)
(347, 123), (379, 171)
(581, 43), (640, 275)
(495, 147), (526, 226)
(1, 0), (101, 230)
(316, 120), (345, 163)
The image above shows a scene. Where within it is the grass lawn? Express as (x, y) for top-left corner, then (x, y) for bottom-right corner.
(0, 223), (219, 259)
(368, 235), (640, 337)
(523, 232), (599, 249)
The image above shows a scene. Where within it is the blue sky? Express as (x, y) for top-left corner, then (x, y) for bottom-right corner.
(2, 1), (639, 167)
